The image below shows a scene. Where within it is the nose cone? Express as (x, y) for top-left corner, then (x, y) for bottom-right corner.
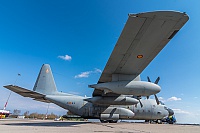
(167, 108), (174, 116)
(154, 84), (161, 93)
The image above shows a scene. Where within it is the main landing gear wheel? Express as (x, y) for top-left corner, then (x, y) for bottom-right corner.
(100, 120), (108, 123)
(100, 120), (118, 123)
(156, 119), (162, 124)
(108, 120), (118, 123)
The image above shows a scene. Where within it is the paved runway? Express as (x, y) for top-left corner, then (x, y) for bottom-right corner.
(0, 119), (200, 133)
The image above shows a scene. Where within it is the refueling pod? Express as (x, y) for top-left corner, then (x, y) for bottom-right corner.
(89, 80), (161, 96)
(84, 96), (139, 105)
(100, 107), (135, 121)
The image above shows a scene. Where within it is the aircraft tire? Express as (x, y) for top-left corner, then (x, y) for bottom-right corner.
(168, 121), (174, 124)
(157, 119), (162, 124)
(108, 120), (118, 123)
(100, 120), (108, 123)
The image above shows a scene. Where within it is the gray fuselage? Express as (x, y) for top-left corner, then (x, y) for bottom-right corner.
(45, 94), (169, 120)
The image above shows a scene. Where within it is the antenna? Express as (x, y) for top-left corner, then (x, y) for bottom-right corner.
(14, 73), (21, 85)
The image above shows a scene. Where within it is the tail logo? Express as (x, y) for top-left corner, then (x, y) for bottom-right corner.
(46, 69), (49, 73)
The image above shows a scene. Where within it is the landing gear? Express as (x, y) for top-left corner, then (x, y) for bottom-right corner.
(109, 120), (118, 123)
(156, 119), (162, 124)
(145, 120), (153, 123)
(100, 120), (118, 123)
(100, 120), (108, 123)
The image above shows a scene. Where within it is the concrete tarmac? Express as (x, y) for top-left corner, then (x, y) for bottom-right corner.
(0, 119), (200, 133)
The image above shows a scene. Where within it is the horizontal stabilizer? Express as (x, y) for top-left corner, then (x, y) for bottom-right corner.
(3, 85), (50, 103)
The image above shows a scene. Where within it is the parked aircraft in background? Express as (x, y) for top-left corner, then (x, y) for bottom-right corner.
(4, 11), (189, 123)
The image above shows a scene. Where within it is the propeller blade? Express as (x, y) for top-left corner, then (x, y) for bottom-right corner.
(139, 99), (143, 108)
(137, 96), (143, 108)
(154, 94), (160, 105)
(147, 76), (151, 82)
(147, 76), (160, 105)
(154, 77), (160, 84)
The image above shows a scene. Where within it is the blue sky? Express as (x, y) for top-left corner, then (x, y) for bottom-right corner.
(1, 0), (200, 123)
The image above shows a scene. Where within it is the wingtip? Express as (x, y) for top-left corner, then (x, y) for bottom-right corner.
(3, 84), (12, 88)
(128, 11), (189, 20)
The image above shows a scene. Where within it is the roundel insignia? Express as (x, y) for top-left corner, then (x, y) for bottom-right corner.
(46, 69), (49, 73)
(137, 55), (143, 59)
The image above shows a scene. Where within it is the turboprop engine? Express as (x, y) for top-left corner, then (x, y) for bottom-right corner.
(84, 96), (139, 105)
(89, 80), (161, 96)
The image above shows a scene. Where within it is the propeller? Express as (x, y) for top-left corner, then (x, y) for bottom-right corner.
(147, 76), (160, 84)
(147, 76), (160, 105)
(154, 77), (160, 84)
(139, 99), (143, 108)
(154, 94), (160, 105)
(137, 96), (143, 108)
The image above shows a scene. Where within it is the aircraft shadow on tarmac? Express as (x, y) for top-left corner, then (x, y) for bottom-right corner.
(4, 121), (90, 127)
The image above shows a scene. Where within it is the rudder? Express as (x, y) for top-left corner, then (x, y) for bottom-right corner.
(33, 64), (57, 94)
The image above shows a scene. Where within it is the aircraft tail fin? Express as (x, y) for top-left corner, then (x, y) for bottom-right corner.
(33, 64), (57, 95)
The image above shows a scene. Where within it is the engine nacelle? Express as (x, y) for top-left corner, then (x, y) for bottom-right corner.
(84, 96), (139, 105)
(89, 81), (161, 96)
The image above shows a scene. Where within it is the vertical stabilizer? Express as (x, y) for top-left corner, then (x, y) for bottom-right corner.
(33, 64), (57, 94)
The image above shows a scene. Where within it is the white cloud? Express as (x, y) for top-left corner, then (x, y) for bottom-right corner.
(75, 71), (91, 78)
(94, 68), (102, 73)
(167, 96), (182, 101)
(173, 108), (191, 114)
(167, 109), (200, 124)
(75, 68), (102, 78)
(58, 54), (72, 61)
(158, 97), (164, 100)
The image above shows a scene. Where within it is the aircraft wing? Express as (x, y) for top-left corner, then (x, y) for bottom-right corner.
(98, 11), (188, 83)
(3, 85), (51, 103)
(93, 11), (189, 96)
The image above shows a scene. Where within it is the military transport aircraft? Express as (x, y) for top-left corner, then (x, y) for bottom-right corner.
(4, 11), (189, 123)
